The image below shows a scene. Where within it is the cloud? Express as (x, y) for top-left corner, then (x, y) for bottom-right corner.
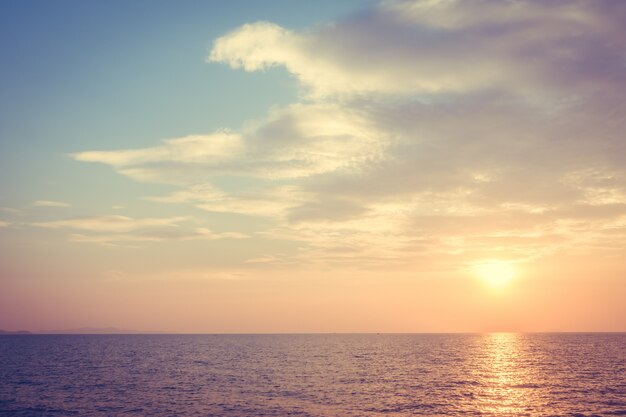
(33, 215), (187, 233)
(72, 104), (382, 184)
(0, 221), (9, 228)
(33, 200), (70, 208)
(68, 228), (247, 244)
(101, 268), (250, 282)
(1, 207), (24, 215)
(287, 197), (368, 223)
(32, 215), (248, 245)
(146, 184), (304, 218)
(72, 0), (626, 268)
(209, 0), (626, 100)
(72, 132), (245, 184)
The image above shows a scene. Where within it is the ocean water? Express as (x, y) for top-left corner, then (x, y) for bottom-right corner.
(0, 333), (624, 416)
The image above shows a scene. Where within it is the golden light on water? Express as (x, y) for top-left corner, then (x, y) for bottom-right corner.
(473, 260), (517, 289)
(475, 333), (537, 415)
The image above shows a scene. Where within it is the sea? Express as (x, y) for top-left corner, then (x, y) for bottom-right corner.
(0, 333), (624, 416)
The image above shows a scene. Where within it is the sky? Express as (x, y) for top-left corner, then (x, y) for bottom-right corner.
(1, 0), (625, 333)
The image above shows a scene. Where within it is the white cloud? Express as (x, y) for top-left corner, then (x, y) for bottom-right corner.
(72, 132), (244, 184)
(72, 104), (382, 184)
(68, 228), (247, 244)
(146, 184), (305, 218)
(74, 132), (243, 166)
(32, 215), (249, 245)
(0, 207), (24, 215)
(33, 215), (187, 233)
(33, 200), (70, 208)
(0, 221), (9, 228)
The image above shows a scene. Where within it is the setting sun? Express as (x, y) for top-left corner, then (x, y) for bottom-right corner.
(473, 260), (516, 288)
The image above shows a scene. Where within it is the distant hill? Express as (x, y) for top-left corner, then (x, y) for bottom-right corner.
(1, 327), (168, 335)
(0, 329), (31, 335)
(35, 327), (155, 334)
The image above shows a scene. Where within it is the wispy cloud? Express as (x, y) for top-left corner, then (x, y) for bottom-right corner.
(33, 215), (187, 233)
(72, 104), (381, 184)
(101, 268), (250, 282)
(146, 184), (305, 218)
(0, 207), (24, 215)
(32, 215), (248, 245)
(33, 200), (70, 208)
(72, 132), (244, 184)
(0, 221), (10, 228)
(68, 228), (247, 244)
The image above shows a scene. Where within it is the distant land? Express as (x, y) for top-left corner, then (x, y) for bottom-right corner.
(36, 327), (145, 334)
(0, 329), (32, 335)
(0, 327), (163, 335)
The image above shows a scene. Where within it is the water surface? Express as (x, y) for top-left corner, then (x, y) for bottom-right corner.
(1, 333), (624, 416)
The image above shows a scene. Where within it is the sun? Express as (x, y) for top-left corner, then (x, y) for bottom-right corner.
(473, 260), (516, 288)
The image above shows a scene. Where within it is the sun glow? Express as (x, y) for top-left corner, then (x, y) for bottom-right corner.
(473, 260), (516, 288)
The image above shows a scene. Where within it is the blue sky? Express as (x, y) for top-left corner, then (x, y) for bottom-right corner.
(0, 0), (368, 210)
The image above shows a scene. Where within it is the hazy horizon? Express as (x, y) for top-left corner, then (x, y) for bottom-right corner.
(1, 0), (626, 333)
(2, 328), (626, 335)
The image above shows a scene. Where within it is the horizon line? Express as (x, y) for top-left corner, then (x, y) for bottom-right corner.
(2, 330), (625, 335)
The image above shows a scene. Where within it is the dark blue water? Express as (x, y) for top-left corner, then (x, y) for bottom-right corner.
(1, 333), (625, 416)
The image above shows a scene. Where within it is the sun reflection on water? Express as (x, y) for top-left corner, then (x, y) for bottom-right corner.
(473, 333), (544, 416)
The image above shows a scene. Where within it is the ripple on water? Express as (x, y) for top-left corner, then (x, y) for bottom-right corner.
(0, 333), (624, 416)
